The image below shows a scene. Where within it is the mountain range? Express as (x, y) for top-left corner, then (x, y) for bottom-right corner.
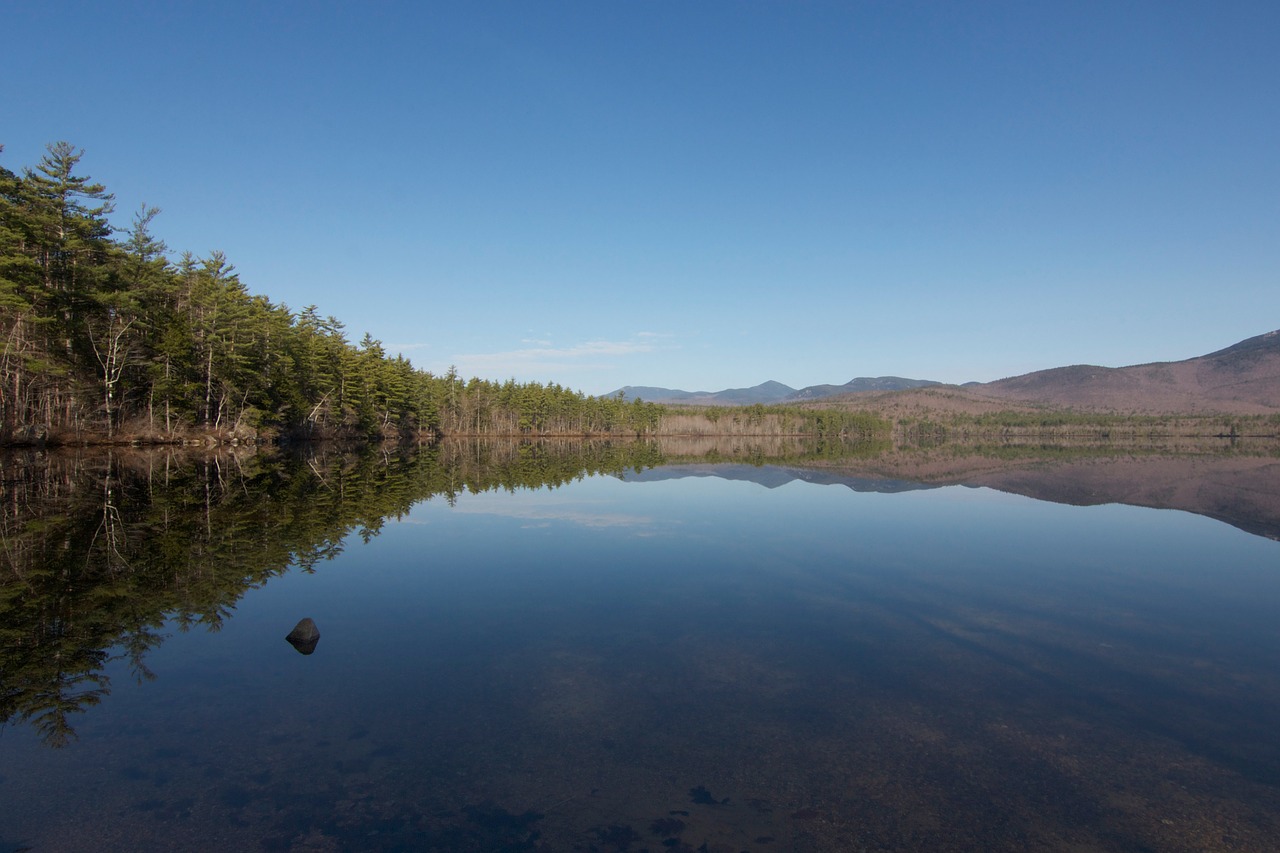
(609, 376), (941, 406)
(608, 329), (1280, 414)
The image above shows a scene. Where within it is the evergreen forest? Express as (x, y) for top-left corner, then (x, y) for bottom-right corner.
(0, 143), (694, 445)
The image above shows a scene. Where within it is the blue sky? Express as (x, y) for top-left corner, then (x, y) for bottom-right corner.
(4, 1), (1278, 394)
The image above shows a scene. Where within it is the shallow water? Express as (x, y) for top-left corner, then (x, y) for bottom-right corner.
(2, 449), (1279, 851)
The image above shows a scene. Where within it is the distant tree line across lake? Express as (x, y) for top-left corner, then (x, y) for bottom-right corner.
(2, 143), (889, 446)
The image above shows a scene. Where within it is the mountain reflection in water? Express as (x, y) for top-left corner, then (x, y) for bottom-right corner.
(1, 438), (1278, 852)
(627, 441), (1280, 541)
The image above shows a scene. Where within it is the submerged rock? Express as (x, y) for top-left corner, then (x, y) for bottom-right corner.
(286, 617), (321, 655)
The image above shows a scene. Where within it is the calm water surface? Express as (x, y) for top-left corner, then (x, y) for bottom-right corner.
(2, 451), (1279, 852)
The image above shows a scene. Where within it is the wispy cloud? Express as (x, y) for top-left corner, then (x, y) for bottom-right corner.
(452, 502), (656, 529)
(447, 335), (677, 378)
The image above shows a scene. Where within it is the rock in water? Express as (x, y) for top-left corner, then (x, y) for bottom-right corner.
(286, 618), (321, 655)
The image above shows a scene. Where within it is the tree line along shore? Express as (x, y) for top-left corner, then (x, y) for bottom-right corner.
(1, 142), (892, 447)
(3, 143), (1272, 449)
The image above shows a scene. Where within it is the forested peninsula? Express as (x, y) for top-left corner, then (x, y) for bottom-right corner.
(0, 143), (884, 447)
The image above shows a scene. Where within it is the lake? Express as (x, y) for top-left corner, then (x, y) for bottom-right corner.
(2, 441), (1279, 852)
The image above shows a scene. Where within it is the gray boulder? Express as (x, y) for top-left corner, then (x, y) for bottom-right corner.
(286, 617), (321, 655)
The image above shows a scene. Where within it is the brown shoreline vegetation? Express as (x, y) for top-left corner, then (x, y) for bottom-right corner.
(6, 400), (1278, 449)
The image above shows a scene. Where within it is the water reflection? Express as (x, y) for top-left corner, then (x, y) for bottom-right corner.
(632, 437), (1280, 540)
(0, 440), (671, 748)
(1, 438), (1279, 852)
